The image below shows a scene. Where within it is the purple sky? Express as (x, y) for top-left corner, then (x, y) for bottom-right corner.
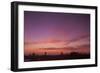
(24, 11), (90, 43)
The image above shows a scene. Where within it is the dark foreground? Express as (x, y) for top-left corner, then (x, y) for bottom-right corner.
(24, 52), (90, 62)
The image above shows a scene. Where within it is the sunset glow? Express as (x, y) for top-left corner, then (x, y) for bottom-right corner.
(24, 11), (90, 61)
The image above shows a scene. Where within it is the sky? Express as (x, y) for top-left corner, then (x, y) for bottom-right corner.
(24, 11), (90, 55)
